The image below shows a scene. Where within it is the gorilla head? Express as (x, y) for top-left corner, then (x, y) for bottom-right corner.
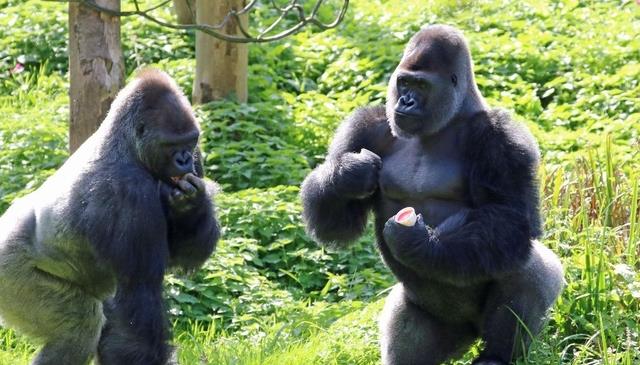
(109, 71), (201, 186)
(386, 24), (479, 138)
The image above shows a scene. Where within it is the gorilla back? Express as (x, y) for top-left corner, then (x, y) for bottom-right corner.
(0, 69), (219, 365)
(301, 25), (564, 365)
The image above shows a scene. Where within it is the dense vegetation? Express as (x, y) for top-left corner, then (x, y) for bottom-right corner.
(0, 0), (638, 364)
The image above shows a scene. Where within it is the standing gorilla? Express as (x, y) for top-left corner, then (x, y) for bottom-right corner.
(301, 25), (564, 365)
(0, 69), (219, 365)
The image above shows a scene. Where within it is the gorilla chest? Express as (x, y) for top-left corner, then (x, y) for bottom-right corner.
(379, 139), (466, 219)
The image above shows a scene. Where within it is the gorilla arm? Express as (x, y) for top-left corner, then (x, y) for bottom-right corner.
(301, 105), (392, 247)
(383, 111), (540, 285)
(75, 171), (173, 362)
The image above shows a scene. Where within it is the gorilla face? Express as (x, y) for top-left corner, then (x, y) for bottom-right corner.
(387, 25), (468, 138)
(135, 90), (200, 185)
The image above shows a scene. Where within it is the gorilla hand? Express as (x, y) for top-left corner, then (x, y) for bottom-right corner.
(334, 148), (382, 200)
(383, 214), (437, 263)
(168, 173), (207, 214)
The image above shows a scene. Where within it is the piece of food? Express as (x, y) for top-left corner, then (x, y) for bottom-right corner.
(395, 207), (417, 227)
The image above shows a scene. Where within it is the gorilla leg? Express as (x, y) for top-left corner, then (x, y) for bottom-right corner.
(0, 260), (103, 365)
(476, 241), (564, 364)
(380, 284), (477, 365)
(97, 289), (172, 365)
(32, 333), (100, 365)
(97, 321), (176, 365)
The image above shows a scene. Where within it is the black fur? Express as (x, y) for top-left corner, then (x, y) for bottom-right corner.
(301, 25), (563, 365)
(301, 106), (392, 246)
(0, 69), (219, 365)
(380, 109), (541, 285)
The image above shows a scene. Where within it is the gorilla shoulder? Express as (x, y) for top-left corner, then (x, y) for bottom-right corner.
(468, 108), (541, 170)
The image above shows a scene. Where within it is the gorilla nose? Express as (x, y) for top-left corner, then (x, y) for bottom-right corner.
(396, 95), (421, 116)
(174, 151), (193, 172)
(398, 95), (416, 108)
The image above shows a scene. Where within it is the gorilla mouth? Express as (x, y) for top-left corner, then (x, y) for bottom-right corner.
(170, 176), (183, 185)
(394, 110), (422, 118)
(394, 112), (423, 134)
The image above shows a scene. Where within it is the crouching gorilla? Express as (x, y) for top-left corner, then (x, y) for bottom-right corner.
(301, 25), (564, 365)
(0, 69), (219, 365)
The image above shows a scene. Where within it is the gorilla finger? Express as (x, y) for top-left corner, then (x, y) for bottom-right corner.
(183, 173), (205, 192)
(411, 215), (433, 236)
(382, 219), (408, 247)
(383, 216), (401, 232)
(384, 214), (429, 242)
(168, 189), (180, 203)
(177, 180), (197, 195)
(359, 148), (382, 168)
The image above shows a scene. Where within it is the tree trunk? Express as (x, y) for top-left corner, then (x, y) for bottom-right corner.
(68, 0), (125, 153)
(193, 0), (248, 104)
(173, 0), (196, 25)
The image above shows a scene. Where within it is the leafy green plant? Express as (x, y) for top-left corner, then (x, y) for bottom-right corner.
(165, 186), (392, 332)
(198, 102), (311, 191)
(0, 70), (68, 212)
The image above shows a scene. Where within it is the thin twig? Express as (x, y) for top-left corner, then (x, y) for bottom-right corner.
(45, 0), (349, 43)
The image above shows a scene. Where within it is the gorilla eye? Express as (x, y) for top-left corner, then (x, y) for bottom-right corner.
(451, 74), (458, 87)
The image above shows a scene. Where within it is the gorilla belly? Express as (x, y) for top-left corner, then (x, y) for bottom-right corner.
(376, 137), (483, 322)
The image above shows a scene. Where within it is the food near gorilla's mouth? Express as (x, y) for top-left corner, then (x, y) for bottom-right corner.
(395, 207), (417, 227)
(171, 176), (183, 184)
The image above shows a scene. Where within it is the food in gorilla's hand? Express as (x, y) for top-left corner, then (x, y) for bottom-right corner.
(395, 207), (417, 227)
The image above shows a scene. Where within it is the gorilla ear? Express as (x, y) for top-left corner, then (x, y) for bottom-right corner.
(451, 74), (458, 87)
(135, 122), (146, 137)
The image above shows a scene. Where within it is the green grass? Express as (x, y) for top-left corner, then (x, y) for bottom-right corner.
(0, 0), (639, 364)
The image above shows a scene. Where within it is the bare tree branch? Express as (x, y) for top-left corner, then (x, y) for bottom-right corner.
(44, 0), (349, 43)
